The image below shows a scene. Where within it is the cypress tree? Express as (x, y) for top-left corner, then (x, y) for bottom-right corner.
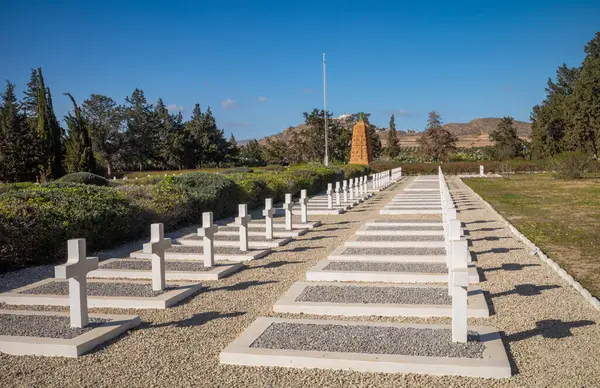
(385, 114), (400, 159)
(64, 93), (95, 173)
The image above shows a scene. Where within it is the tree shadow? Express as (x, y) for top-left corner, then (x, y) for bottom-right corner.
(470, 236), (511, 242)
(490, 284), (561, 298)
(277, 246), (325, 253)
(149, 311), (247, 329)
(251, 260), (303, 270)
(207, 280), (278, 293)
(307, 236), (335, 241)
(503, 319), (595, 343)
(483, 263), (541, 272)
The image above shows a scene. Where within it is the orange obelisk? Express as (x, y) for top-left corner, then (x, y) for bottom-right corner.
(349, 113), (373, 165)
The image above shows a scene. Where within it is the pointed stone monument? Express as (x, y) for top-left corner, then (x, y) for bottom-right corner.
(349, 113), (373, 165)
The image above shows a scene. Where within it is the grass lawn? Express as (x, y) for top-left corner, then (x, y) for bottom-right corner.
(464, 174), (600, 298)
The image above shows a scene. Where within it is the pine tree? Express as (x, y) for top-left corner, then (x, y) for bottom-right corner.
(64, 93), (95, 173)
(489, 117), (522, 160)
(239, 139), (264, 165)
(418, 111), (457, 161)
(0, 81), (38, 181)
(123, 88), (160, 171)
(384, 114), (400, 159)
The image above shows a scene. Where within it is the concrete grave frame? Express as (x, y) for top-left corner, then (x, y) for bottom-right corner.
(219, 317), (510, 378)
(0, 278), (202, 309)
(354, 224), (444, 237)
(130, 247), (269, 262)
(273, 282), (489, 318)
(0, 309), (140, 358)
(343, 235), (446, 249)
(326, 246), (446, 263)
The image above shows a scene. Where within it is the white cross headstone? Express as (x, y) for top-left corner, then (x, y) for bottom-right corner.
(263, 198), (276, 240)
(450, 239), (469, 343)
(363, 176), (368, 194)
(55, 239), (98, 328)
(142, 223), (172, 291)
(283, 193), (294, 231)
(335, 182), (341, 206)
(326, 183), (333, 210)
(235, 204), (251, 251)
(198, 212), (218, 267)
(342, 180), (348, 203)
(299, 190), (309, 223)
(479, 165), (484, 176)
(355, 177), (360, 198)
(348, 178), (354, 201)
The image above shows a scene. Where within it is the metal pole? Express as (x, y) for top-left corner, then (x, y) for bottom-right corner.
(323, 53), (329, 166)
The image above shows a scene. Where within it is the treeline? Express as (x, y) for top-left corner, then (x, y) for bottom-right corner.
(531, 32), (600, 159)
(0, 68), (239, 181)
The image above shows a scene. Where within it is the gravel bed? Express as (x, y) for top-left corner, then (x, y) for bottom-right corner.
(0, 314), (109, 339)
(356, 235), (444, 242)
(219, 226), (266, 232)
(100, 260), (219, 272)
(295, 285), (452, 305)
(250, 322), (484, 359)
(372, 218), (442, 223)
(21, 280), (171, 297)
(167, 245), (249, 255)
(323, 261), (448, 273)
(341, 247), (446, 256)
(183, 235), (269, 242)
(366, 226), (443, 231)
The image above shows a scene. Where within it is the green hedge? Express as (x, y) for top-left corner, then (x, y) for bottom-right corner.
(0, 164), (369, 272)
(370, 160), (545, 175)
(59, 172), (110, 186)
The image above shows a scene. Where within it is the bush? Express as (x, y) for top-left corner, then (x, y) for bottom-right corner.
(59, 172), (109, 186)
(549, 152), (591, 179)
(221, 166), (254, 174)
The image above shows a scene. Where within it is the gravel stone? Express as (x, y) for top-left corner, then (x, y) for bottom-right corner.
(0, 314), (109, 339)
(100, 260), (221, 272)
(323, 261), (448, 273)
(341, 247), (446, 256)
(250, 322), (484, 359)
(21, 280), (172, 297)
(183, 234), (270, 242)
(356, 235), (444, 242)
(295, 285), (452, 305)
(372, 218), (442, 223)
(167, 245), (249, 255)
(366, 226), (443, 231)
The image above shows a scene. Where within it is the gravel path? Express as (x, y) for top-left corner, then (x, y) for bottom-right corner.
(3, 176), (600, 387)
(250, 322), (485, 358)
(341, 247), (446, 256)
(323, 261), (448, 273)
(366, 226), (443, 231)
(21, 281), (171, 297)
(0, 315), (109, 339)
(295, 285), (452, 305)
(100, 260), (220, 272)
(356, 235), (444, 241)
(372, 217), (442, 223)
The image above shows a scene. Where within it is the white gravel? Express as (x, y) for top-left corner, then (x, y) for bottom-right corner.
(323, 261), (448, 273)
(295, 285), (453, 305)
(21, 280), (172, 297)
(100, 260), (223, 272)
(0, 315), (109, 339)
(341, 247), (446, 256)
(356, 235), (444, 241)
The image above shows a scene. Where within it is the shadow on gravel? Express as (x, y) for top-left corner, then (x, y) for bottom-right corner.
(482, 290), (496, 316)
(470, 236), (511, 242)
(483, 263), (541, 272)
(251, 260), (303, 270)
(473, 247), (522, 255)
(307, 236), (335, 241)
(149, 311), (247, 329)
(320, 227), (349, 232)
(490, 284), (561, 298)
(468, 227), (504, 232)
(207, 280), (278, 293)
(464, 220), (494, 225)
(476, 267), (487, 282)
(503, 319), (596, 343)
(277, 246), (325, 253)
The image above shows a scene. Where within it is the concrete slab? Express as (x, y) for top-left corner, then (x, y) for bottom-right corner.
(292, 208), (344, 216)
(380, 209), (442, 215)
(130, 246), (270, 262)
(0, 279), (202, 309)
(90, 258), (243, 281)
(343, 236), (445, 249)
(365, 221), (443, 227)
(327, 246), (446, 263)
(306, 260), (479, 284)
(0, 309), (140, 357)
(273, 282), (489, 317)
(216, 229), (307, 238)
(220, 317), (510, 378)
(355, 226), (444, 237)
(176, 234), (291, 249)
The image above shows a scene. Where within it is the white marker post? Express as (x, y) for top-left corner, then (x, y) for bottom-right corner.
(326, 183), (333, 210)
(355, 177), (360, 198)
(342, 180), (348, 203)
(480, 165), (484, 177)
(263, 198), (275, 240)
(198, 212), (218, 267)
(142, 223), (172, 291)
(283, 193), (294, 231)
(299, 190), (309, 223)
(335, 182), (341, 206)
(235, 204), (251, 251)
(348, 179), (354, 201)
(55, 239), (99, 328)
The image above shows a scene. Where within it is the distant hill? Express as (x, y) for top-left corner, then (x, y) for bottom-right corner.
(250, 118), (532, 149)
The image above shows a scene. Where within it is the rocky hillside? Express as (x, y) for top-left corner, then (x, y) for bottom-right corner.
(256, 118), (532, 149)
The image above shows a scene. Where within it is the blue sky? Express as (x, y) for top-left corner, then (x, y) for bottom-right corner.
(1, 0), (599, 139)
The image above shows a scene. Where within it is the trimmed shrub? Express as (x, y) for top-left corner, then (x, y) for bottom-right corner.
(59, 172), (109, 186)
(549, 152), (591, 179)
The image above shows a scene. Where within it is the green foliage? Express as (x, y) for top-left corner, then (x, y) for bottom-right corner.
(418, 111), (457, 162)
(370, 160), (543, 175)
(549, 151), (591, 179)
(384, 114), (400, 159)
(60, 172), (109, 186)
(238, 140), (265, 166)
(489, 117), (523, 160)
(64, 93), (96, 173)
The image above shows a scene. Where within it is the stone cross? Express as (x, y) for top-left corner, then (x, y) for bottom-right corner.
(335, 182), (341, 206)
(235, 204), (251, 251)
(348, 178), (354, 201)
(299, 190), (309, 223)
(326, 183), (333, 210)
(449, 238), (469, 343)
(355, 177), (360, 198)
(142, 223), (172, 291)
(363, 175), (368, 194)
(479, 165), (484, 176)
(342, 180), (348, 203)
(198, 212), (218, 267)
(283, 193), (294, 231)
(263, 198), (276, 240)
(55, 239), (99, 328)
